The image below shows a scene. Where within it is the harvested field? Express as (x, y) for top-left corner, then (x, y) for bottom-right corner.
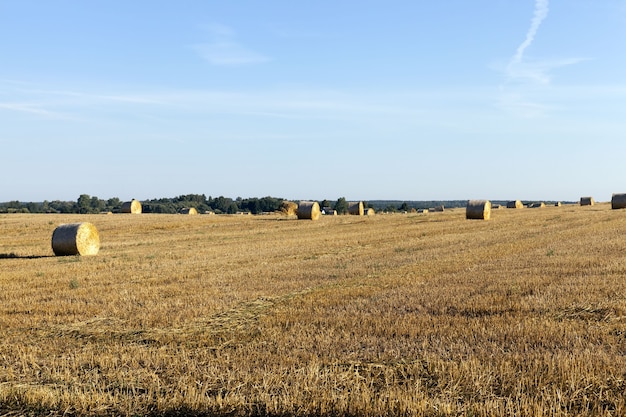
(0, 204), (625, 416)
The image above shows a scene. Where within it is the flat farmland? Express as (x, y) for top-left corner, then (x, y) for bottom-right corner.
(1, 205), (625, 416)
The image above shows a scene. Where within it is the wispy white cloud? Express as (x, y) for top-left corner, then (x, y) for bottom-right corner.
(190, 24), (270, 66)
(506, 57), (589, 84)
(509, 0), (549, 68)
(0, 102), (70, 119)
(499, 0), (589, 117)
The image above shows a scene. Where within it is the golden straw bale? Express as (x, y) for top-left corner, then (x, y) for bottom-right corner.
(121, 199), (142, 214)
(365, 208), (375, 216)
(506, 200), (523, 209)
(279, 201), (298, 216)
(348, 201), (364, 216)
(51, 222), (100, 256)
(580, 197), (595, 206)
(555, 202), (562, 207)
(466, 200), (491, 220)
(297, 201), (321, 220)
(180, 207), (198, 215)
(611, 193), (626, 210)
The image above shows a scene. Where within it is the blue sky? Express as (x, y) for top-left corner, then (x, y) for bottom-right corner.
(2, 1), (626, 202)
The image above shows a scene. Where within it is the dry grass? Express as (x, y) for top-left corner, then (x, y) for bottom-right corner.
(1, 205), (625, 416)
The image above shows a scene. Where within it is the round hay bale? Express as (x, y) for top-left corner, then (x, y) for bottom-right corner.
(580, 196), (595, 206)
(348, 201), (364, 216)
(529, 202), (545, 208)
(611, 193), (626, 209)
(555, 202), (562, 207)
(297, 201), (321, 220)
(280, 201), (298, 216)
(506, 200), (523, 209)
(180, 207), (198, 215)
(365, 207), (375, 216)
(51, 222), (100, 256)
(466, 200), (491, 220)
(121, 199), (142, 214)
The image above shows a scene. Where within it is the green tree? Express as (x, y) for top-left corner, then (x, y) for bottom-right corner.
(334, 197), (348, 215)
(77, 194), (91, 214)
(227, 202), (239, 214)
(107, 197), (121, 211)
(90, 196), (105, 213)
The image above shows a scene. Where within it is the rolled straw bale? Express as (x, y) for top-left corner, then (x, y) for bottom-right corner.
(180, 207), (198, 215)
(555, 202), (562, 207)
(529, 202), (545, 208)
(432, 205), (445, 212)
(121, 199), (142, 214)
(365, 208), (375, 216)
(611, 193), (626, 209)
(506, 200), (523, 209)
(580, 197), (595, 206)
(348, 201), (364, 216)
(279, 201), (297, 216)
(297, 201), (321, 220)
(466, 200), (491, 220)
(51, 222), (100, 256)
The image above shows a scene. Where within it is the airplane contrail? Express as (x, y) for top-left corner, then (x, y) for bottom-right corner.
(510, 0), (549, 67)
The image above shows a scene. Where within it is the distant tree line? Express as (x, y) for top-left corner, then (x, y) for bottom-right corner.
(0, 194), (467, 214)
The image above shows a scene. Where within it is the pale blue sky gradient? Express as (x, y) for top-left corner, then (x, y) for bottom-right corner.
(2, 1), (626, 202)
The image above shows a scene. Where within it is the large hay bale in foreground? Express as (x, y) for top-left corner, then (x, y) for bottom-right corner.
(348, 201), (364, 216)
(121, 199), (142, 214)
(611, 193), (626, 209)
(580, 197), (595, 206)
(180, 207), (198, 215)
(51, 222), (100, 256)
(466, 200), (491, 220)
(297, 201), (321, 220)
(506, 200), (523, 209)
(280, 201), (298, 216)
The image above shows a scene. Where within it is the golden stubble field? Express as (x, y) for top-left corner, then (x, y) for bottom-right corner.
(1, 205), (625, 416)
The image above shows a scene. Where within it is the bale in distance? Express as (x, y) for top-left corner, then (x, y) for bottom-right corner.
(580, 197), (595, 206)
(121, 199), (142, 214)
(365, 208), (375, 216)
(51, 222), (100, 256)
(348, 201), (364, 216)
(611, 193), (626, 210)
(555, 202), (562, 207)
(466, 200), (491, 220)
(180, 207), (198, 215)
(297, 201), (321, 220)
(506, 200), (523, 209)
(280, 201), (298, 216)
